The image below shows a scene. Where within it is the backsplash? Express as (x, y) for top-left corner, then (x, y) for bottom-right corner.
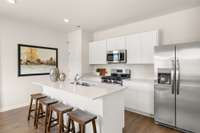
(90, 64), (154, 80)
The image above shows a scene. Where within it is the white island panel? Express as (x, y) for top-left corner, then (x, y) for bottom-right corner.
(33, 81), (126, 133)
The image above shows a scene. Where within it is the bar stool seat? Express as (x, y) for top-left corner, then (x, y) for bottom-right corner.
(51, 103), (73, 113)
(39, 97), (58, 105)
(28, 93), (47, 126)
(47, 103), (73, 133)
(35, 97), (58, 133)
(67, 109), (97, 133)
(31, 93), (47, 100)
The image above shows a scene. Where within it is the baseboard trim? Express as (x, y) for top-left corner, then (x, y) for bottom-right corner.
(0, 103), (28, 112)
(125, 107), (154, 118)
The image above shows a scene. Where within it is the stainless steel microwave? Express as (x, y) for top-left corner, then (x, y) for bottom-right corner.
(107, 50), (127, 64)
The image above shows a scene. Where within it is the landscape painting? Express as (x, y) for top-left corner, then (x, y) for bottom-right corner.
(18, 44), (58, 76)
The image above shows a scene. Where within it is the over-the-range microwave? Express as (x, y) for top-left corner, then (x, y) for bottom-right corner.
(106, 50), (127, 64)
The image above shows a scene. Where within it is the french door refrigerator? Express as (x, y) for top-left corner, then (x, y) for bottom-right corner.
(154, 42), (200, 133)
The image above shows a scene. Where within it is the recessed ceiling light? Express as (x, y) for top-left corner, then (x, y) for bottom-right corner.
(7, 0), (16, 4)
(64, 19), (69, 23)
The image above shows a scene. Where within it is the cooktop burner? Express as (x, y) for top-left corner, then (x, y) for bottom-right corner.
(101, 69), (131, 86)
(101, 76), (123, 85)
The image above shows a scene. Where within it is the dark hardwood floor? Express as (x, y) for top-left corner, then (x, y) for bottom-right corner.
(0, 106), (181, 133)
(124, 111), (181, 133)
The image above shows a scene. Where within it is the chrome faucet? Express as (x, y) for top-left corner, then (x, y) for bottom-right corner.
(74, 74), (81, 84)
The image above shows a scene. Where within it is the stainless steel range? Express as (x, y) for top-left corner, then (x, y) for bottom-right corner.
(154, 42), (200, 133)
(101, 69), (131, 85)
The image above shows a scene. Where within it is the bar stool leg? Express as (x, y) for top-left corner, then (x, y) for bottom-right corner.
(80, 125), (85, 133)
(62, 116), (65, 133)
(35, 103), (42, 129)
(92, 120), (97, 133)
(47, 109), (53, 132)
(27, 98), (33, 120)
(71, 120), (75, 133)
(33, 99), (39, 126)
(79, 124), (81, 133)
(66, 118), (71, 133)
(58, 112), (62, 133)
(44, 106), (50, 133)
(60, 113), (64, 133)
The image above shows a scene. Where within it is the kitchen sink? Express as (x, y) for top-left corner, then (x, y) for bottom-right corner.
(70, 81), (91, 87)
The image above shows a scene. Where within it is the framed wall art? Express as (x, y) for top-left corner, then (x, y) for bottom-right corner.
(18, 44), (58, 76)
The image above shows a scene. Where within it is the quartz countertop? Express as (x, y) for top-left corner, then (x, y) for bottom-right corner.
(33, 80), (127, 100)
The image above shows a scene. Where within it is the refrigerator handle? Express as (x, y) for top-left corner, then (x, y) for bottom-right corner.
(171, 60), (175, 94)
(176, 59), (180, 95)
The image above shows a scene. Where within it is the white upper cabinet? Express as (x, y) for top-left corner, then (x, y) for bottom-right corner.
(89, 40), (107, 64)
(140, 31), (159, 64)
(89, 30), (159, 65)
(107, 36), (125, 51)
(126, 30), (159, 64)
(126, 34), (141, 64)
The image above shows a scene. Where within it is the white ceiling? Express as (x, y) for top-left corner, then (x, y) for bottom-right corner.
(0, 0), (200, 32)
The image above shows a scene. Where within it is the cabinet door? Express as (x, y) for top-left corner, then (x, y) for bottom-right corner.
(137, 86), (154, 114)
(89, 40), (107, 64)
(107, 37), (125, 51)
(124, 88), (139, 110)
(140, 31), (158, 64)
(124, 81), (154, 115)
(89, 43), (95, 64)
(126, 34), (141, 64)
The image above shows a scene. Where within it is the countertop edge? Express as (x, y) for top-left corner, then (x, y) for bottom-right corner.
(32, 82), (127, 100)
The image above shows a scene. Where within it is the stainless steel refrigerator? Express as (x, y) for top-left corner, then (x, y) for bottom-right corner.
(154, 42), (200, 133)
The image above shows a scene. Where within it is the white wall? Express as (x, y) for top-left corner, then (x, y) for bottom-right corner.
(67, 30), (93, 79)
(0, 17), (68, 112)
(67, 30), (82, 79)
(0, 30), (2, 110)
(81, 31), (93, 75)
(92, 7), (200, 79)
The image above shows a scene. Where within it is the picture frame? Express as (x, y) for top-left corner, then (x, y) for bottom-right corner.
(18, 44), (58, 76)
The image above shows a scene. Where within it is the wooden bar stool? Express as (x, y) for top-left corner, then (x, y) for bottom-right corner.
(27, 93), (47, 126)
(35, 97), (58, 133)
(47, 103), (73, 133)
(67, 109), (97, 133)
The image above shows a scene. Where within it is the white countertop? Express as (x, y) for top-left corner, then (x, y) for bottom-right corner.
(33, 80), (127, 100)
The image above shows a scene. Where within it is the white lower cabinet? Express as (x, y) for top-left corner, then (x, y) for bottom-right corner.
(124, 80), (154, 115)
(124, 89), (139, 110)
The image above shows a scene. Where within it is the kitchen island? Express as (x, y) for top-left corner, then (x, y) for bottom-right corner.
(33, 80), (126, 133)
